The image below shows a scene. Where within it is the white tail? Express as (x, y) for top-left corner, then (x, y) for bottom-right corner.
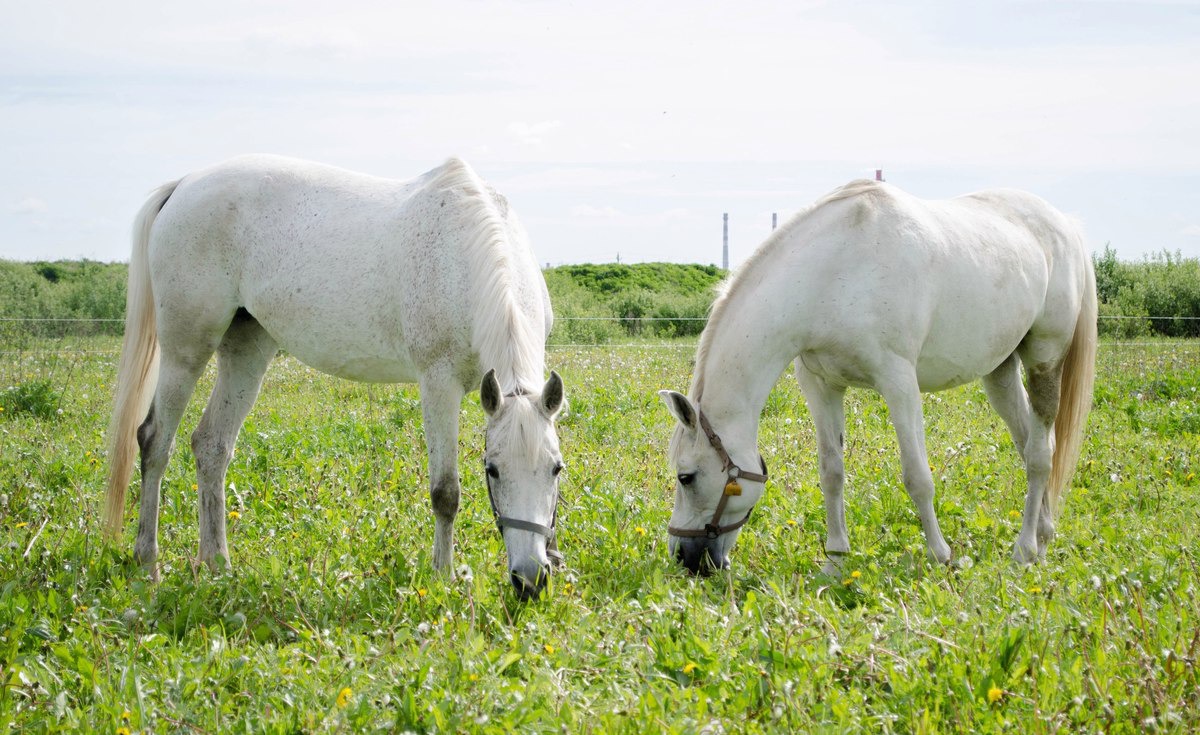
(1047, 255), (1098, 517)
(103, 181), (178, 538)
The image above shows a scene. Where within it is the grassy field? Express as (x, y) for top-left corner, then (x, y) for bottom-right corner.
(1, 338), (1197, 733)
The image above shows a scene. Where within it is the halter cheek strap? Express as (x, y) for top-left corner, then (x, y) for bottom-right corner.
(667, 409), (768, 540)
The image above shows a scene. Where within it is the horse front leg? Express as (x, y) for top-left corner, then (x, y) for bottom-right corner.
(877, 367), (953, 565)
(420, 369), (465, 574)
(797, 365), (850, 575)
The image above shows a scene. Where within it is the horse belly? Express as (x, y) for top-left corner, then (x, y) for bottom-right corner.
(915, 291), (1040, 392)
(284, 338), (421, 384)
(244, 284), (425, 384)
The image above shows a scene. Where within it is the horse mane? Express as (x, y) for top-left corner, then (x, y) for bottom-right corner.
(691, 179), (883, 400)
(430, 158), (545, 395)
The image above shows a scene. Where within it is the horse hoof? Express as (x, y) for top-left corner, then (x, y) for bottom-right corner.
(1011, 544), (1039, 566)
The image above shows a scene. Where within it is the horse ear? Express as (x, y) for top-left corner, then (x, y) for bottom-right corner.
(541, 370), (565, 418)
(480, 369), (503, 416)
(658, 390), (697, 432)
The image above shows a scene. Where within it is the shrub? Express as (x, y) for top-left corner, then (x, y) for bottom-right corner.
(0, 379), (63, 420)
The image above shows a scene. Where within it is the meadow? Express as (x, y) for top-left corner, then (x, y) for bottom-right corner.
(1, 335), (1197, 733)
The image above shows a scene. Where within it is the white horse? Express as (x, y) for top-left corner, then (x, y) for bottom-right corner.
(104, 155), (566, 599)
(660, 179), (1097, 574)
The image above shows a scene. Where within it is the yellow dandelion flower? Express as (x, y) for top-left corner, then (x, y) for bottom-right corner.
(1187, 473), (1195, 482)
(1008, 510), (1021, 519)
(416, 588), (428, 598)
(14, 521), (28, 529)
(543, 643), (555, 655)
(121, 710), (131, 721)
(85, 451), (92, 457)
(850, 570), (861, 579)
(192, 483), (198, 491)
(75, 605), (88, 614)
(987, 685), (1003, 704)
(1027, 586), (1042, 594)
(227, 510), (241, 521)
(634, 526), (646, 536)
(682, 662), (698, 675)
(468, 673), (479, 682)
(843, 577), (854, 586)
(786, 519), (798, 526)
(336, 686), (353, 708)
(116, 727), (131, 735)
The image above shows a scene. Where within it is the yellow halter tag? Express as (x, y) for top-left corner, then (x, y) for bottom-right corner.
(724, 479), (743, 496)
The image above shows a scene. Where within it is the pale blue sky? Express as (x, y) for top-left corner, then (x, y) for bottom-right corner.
(2, 0), (1197, 266)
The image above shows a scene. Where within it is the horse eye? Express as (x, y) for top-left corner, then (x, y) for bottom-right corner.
(677, 472), (696, 487)
(485, 464), (500, 479)
(552, 462), (564, 477)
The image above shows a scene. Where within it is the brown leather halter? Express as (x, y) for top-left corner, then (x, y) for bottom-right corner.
(667, 409), (768, 540)
(483, 388), (564, 564)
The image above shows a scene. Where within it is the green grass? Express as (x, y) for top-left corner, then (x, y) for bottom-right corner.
(1, 339), (1197, 733)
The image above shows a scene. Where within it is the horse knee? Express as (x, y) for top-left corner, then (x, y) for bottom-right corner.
(901, 469), (935, 504)
(819, 465), (845, 491)
(431, 477), (460, 521)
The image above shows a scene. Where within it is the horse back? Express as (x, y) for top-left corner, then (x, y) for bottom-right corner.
(786, 181), (1088, 389)
(146, 155), (544, 385)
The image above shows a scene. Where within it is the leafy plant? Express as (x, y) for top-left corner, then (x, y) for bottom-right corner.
(0, 379), (62, 419)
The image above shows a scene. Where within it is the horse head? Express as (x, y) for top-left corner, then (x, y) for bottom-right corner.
(659, 390), (767, 575)
(481, 369), (566, 600)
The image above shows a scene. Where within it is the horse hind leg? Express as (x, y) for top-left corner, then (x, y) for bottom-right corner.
(1013, 359), (1063, 564)
(983, 352), (1056, 563)
(192, 312), (277, 572)
(982, 353), (1032, 461)
(134, 348), (212, 579)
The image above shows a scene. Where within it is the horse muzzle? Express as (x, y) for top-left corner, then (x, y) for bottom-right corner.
(673, 536), (729, 576)
(510, 560), (551, 601)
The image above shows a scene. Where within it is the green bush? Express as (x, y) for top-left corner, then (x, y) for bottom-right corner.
(1094, 246), (1200, 338)
(0, 379), (63, 420)
(544, 263), (725, 342)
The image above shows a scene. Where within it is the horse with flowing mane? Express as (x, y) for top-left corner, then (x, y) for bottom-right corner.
(661, 179), (1097, 574)
(104, 155), (566, 599)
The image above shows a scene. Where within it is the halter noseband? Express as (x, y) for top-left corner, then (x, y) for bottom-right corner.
(484, 387), (564, 564)
(667, 409), (768, 541)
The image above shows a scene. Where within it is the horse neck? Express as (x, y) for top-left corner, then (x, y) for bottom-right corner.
(692, 276), (800, 444)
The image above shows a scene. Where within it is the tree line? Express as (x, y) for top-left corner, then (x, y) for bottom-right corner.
(2, 252), (1198, 340)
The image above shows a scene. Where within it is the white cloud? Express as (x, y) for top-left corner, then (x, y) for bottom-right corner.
(507, 120), (562, 146)
(499, 167), (660, 192)
(12, 197), (48, 215)
(1181, 225), (1200, 238)
(569, 204), (621, 219)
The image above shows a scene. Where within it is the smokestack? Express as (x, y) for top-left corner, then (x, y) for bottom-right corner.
(722, 213), (729, 270)
(875, 169), (884, 182)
